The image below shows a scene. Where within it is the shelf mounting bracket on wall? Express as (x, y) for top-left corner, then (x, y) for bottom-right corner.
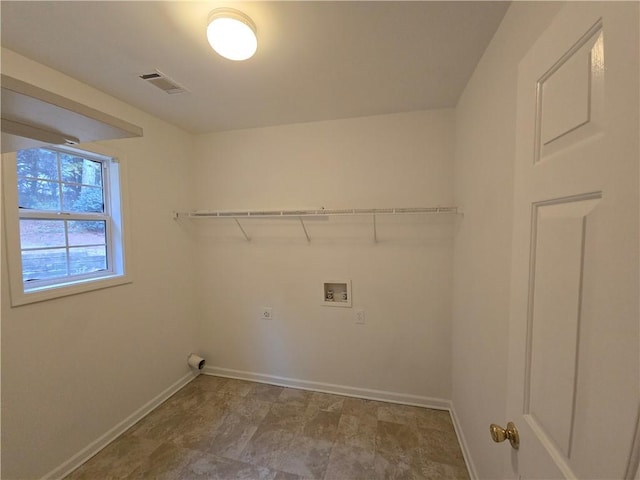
(299, 217), (311, 242)
(234, 218), (251, 241)
(373, 213), (378, 243)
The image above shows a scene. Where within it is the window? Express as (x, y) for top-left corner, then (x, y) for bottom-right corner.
(3, 145), (130, 305)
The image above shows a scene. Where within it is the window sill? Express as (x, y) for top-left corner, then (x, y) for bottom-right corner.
(10, 273), (132, 307)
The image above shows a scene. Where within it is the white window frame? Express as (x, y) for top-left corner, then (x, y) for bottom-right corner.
(2, 143), (132, 306)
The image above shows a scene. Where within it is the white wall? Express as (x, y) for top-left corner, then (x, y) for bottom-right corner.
(0, 49), (199, 479)
(192, 110), (456, 401)
(451, 2), (564, 478)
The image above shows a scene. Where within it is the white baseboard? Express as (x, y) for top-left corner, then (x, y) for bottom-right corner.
(42, 372), (196, 480)
(203, 365), (451, 411)
(449, 404), (478, 480)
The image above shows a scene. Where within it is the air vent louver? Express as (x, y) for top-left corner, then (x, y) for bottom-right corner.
(139, 70), (187, 94)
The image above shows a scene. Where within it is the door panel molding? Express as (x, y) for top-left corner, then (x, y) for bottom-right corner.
(534, 19), (604, 163)
(524, 192), (601, 466)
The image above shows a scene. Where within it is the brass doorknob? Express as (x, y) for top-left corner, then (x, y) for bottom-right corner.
(490, 422), (519, 449)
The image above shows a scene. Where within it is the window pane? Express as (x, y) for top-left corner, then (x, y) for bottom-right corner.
(18, 178), (60, 211)
(20, 219), (66, 249)
(60, 154), (102, 187)
(69, 246), (107, 275)
(22, 248), (68, 282)
(67, 221), (106, 246)
(16, 148), (58, 180)
(63, 185), (104, 213)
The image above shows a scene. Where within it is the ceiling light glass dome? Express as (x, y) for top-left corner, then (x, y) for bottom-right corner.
(207, 8), (257, 61)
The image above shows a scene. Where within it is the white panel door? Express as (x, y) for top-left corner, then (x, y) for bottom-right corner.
(505, 2), (639, 479)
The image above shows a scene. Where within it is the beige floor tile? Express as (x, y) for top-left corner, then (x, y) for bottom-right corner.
(238, 427), (295, 471)
(414, 408), (454, 433)
(418, 427), (466, 467)
(278, 435), (334, 479)
(64, 376), (470, 480)
(124, 443), (201, 479)
(246, 382), (286, 402)
(179, 451), (277, 479)
(274, 470), (303, 480)
(376, 420), (421, 460)
(278, 387), (314, 407)
(302, 409), (341, 442)
(201, 414), (259, 459)
(342, 397), (381, 420)
(335, 413), (377, 451)
(377, 403), (419, 428)
(373, 450), (426, 480)
(215, 378), (255, 398)
(307, 391), (345, 413)
(324, 442), (376, 479)
(261, 402), (309, 435)
(420, 459), (470, 480)
(195, 375), (230, 392)
(65, 436), (162, 480)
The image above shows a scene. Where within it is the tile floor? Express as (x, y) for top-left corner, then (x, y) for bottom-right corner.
(64, 375), (470, 479)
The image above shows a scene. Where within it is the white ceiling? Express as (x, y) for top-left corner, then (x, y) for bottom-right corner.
(1, 1), (509, 134)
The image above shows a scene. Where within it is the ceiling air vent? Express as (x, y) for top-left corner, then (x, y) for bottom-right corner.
(139, 70), (187, 95)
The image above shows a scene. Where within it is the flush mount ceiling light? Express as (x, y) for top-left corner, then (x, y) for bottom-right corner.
(206, 8), (257, 61)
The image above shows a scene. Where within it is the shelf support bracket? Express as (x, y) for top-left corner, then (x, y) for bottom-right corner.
(373, 213), (378, 243)
(234, 218), (251, 241)
(299, 217), (311, 242)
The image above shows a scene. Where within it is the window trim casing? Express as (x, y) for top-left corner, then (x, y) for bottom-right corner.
(3, 143), (132, 306)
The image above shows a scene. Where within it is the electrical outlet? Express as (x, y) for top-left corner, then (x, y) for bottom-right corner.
(356, 309), (365, 325)
(261, 307), (273, 320)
